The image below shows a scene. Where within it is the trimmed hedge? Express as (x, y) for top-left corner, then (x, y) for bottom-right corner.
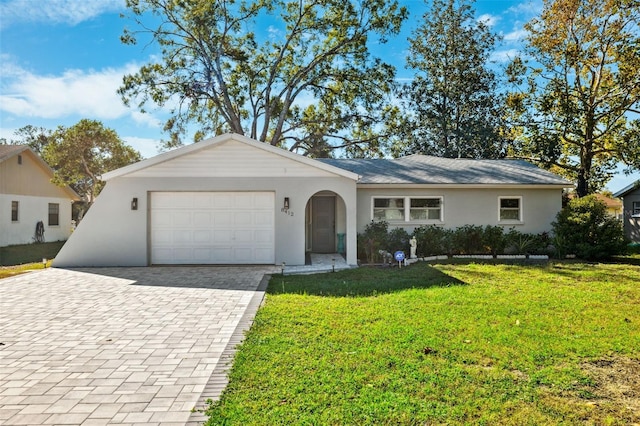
(357, 222), (554, 263)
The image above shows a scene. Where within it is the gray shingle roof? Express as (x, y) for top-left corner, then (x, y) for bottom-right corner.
(319, 154), (572, 185)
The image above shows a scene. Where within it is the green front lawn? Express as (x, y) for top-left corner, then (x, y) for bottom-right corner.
(206, 262), (640, 425)
(0, 241), (63, 278)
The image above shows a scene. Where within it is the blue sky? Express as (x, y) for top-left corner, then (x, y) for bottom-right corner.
(1, 0), (638, 191)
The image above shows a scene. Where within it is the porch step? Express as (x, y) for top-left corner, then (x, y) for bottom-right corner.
(282, 253), (352, 275)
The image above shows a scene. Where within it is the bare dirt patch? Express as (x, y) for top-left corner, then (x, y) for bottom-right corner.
(581, 356), (640, 421)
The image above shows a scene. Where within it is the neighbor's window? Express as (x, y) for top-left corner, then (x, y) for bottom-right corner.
(499, 197), (522, 221)
(11, 201), (19, 222)
(633, 201), (640, 217)
(48, 203), (59, 226)
(373, 197), (443, 222)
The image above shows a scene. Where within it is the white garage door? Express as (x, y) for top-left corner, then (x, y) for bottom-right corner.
(150, 192), (274, 264)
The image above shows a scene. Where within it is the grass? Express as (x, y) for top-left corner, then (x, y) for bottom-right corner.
(205, 261), (640, 425)
(0, 241), (63, 278)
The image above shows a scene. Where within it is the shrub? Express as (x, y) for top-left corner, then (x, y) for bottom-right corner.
(451, 225), (485, 254)
(357, 221), (389, 263)
(483, 225), (506, 255)
(552, 194), (627, 259)
(387, 227), (410, 255)
(412, 225), (452, 256)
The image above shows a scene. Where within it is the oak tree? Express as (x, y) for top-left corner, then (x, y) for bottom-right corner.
(119, 0), (407, 156)
(507, 0), (640, 196)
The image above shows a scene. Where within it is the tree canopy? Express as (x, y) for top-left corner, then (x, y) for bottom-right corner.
(42, 119), (142, 211)
(119, 0), (408, 157)
(396, 0), (507, 159)
(507, 0), (640, 196)
(1, 125), (53, 155)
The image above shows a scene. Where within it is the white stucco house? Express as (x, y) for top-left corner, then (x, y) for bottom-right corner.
(1, 145), (80, 247)
(53, 133), (572, 267)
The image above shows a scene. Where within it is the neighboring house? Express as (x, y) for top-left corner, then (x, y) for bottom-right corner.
(613, 180), (640, 243)
(53, 133), (572, 267)
(0, 145), (80, 247)
(595, 194), (623, 220)
(566, 192), (623, 220)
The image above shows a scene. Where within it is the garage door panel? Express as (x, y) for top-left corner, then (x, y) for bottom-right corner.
(234, 230), (253, 243)
(213, 194), (233, 208)
(235, 212), (253, 226)
(193, 231), (211, 243)
(255, 230), (273, 243)
(211, 247), (233, 262)
(193, 193), (213, 208)
(213, 211), (233, 226)
(151, 192), (274, 264)
(152, 230), (172, 244)
(152, 211), (172, 227)
(255, 211), (273, 226)
(193, 248), (213, 262)
(193, 212), (212, 227)
(172, 212), (192, 227)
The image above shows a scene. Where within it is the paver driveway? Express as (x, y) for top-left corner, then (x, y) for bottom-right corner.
(0, 266), (278, 425)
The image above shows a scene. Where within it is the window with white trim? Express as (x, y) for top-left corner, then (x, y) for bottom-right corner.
(633, 201), (640, 217)
(499, 197), (522, 222)
(373, 198), (404, 221)
(373, 197), (443, 223)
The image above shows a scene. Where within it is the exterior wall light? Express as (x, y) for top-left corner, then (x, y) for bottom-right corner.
(283, 197), (290, 211)
(131, 198), (138, 210)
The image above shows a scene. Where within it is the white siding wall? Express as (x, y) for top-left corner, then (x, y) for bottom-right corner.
(355, 187), (563, 235)
(53, 176), (357, 267)
(0, 194), (73, 247)
(127, 140), (339, 178)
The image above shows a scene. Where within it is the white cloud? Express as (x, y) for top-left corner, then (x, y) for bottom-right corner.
(507, 0), (543, 17)
(0, 0), (124, 28)
(504, 29), (528, 42)
(122, 136), (161, 159)
(491, 49), (521, 63)
(478, 14), (500, 27)
(0, 63), (139, 120)
(130, 111), (163, 129)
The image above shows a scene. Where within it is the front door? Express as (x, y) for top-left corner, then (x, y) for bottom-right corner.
(312, 196), (335, 253)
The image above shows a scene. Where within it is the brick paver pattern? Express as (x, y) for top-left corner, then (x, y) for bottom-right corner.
(0, 266), (277, 425)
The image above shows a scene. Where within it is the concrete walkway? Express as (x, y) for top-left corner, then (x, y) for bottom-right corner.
(0, 266), (278, 425)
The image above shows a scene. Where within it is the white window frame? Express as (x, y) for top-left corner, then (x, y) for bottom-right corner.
(498, 196), (523, 223)
(632, 201), (640, 218)
(372, 196), (444, 224)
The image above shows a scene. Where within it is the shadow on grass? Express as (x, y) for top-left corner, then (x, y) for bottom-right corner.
(268, 263), (466, 297)
(0, 241), (65, 266)
(603, 255), (640, 267)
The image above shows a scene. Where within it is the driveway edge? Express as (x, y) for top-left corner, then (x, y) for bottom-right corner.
(187, 274), (272, 425)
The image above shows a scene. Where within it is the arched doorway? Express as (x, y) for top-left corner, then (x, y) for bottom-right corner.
(305, 191), (346, 256)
